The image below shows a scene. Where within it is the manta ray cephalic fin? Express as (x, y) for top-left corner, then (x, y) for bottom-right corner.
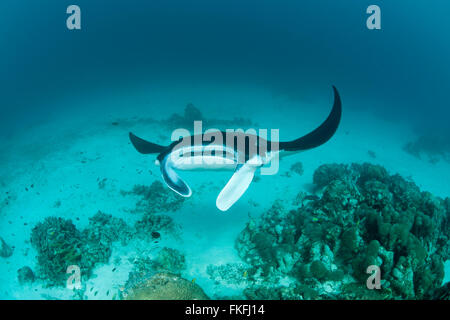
(216, 161), (258, 212)
(161, 156), (192, 197)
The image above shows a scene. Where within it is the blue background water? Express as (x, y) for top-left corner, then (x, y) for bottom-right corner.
(0, 0), (449, 137)
(0, 1), (449, 299)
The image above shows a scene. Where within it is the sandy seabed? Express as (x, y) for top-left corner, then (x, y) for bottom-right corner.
(0, 84), (449, 299)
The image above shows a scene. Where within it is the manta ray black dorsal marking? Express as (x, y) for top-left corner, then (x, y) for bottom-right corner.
(279, 86), (342, 152)
(128, 86), (342, 211)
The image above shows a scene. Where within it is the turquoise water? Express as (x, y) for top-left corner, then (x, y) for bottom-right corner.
(0, 1), (449, 300)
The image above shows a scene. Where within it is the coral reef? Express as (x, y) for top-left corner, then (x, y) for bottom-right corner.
(31, 217), (87, 285)
(30, 180), (180, 287)
(153, 247), (186, 274)
(134, 213), (176, 239)
(236, 163), (449, 299)
(17, 266), (35, 285)
(83, 211), (133, 246)
(312, 163), (354, 189)
(0, 236), (13, 258)
(121, 181), (185, 214)
(132, 247), (186, 276)
(428, 282), (450, 300)
(125, 247), (187, 297)
(123, 272), (209, 300)
(121, 181), (182, 239)
(31, 214), (132, 286)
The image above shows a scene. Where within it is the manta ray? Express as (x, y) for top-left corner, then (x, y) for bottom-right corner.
(129, 86), (342, 211)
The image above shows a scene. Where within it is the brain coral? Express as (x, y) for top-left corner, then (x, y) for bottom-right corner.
(124, 272), (209, 300)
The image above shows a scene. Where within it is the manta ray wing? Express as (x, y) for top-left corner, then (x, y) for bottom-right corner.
(129, 132), (166, 154)
(216, 162), (257, 211)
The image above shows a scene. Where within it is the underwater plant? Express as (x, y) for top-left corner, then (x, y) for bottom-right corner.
(236, 163), (449, 299)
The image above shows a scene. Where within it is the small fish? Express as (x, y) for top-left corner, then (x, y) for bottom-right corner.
(243, 270), (248, 278)
(312, 217), (319, 222)
(191, 278), (196, 284)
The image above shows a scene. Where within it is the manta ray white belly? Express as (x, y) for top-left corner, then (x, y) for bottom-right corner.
(162, 145), (263, 211)
(171, 155), (237, 170)
(168, 145), (238, 170)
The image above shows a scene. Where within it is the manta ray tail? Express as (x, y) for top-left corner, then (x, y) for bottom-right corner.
(279, 86), (342, 152)
(129, 132), (166, 154)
